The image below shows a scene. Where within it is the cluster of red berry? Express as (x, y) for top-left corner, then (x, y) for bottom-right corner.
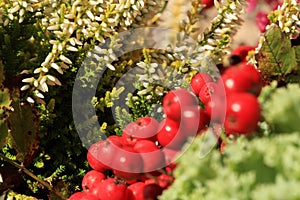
(69, 115), (180, 200)
(69, 46), (263, 199)
(191, 50), (262, 135)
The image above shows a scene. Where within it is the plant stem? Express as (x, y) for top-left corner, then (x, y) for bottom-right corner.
(0, 153), (67, 200)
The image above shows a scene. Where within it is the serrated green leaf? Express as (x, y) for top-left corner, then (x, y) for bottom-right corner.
(7, 90), (39, 165)
(257, 24), (297, 83)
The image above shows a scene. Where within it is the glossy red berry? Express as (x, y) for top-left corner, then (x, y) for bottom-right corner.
(162, 89), (198, 121)
(122, 116), (159, 143)
(69, 192), (99, 200)
(133, 140), (165, 173)
(201, 0), (215, 9)
(112, 146), (144, 180)
(198, 82), (219, 105)
(82, 170), (106, 192)
(190, 72), (214, 95)
(220, 62), (262, 96)
(224, 93), (261, 135)
(87, 140), (116, 172)
(128, 182), (163, 200)
(89, 177), (130, 200)
(157, 118), (185, 150)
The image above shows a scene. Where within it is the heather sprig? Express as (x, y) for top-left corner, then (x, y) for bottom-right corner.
(1, 0), (164, 103)
(197, 0), (247, 62)
(267, 0), (300, 38)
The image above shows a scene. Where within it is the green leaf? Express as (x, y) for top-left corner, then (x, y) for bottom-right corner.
(7, 90), (39, 165)
(257, 24), (298, 84)
(261, 83), (300, 133)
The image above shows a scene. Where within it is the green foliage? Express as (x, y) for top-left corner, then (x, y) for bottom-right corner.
(159, 132), (300, 200)
(3, 190), (37, 200)
(114, 106), (133, 136)
(260, 83), (300, 133)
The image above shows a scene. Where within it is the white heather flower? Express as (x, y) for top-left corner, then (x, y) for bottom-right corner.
(26, 97), (35, 103)
(47, 25), (60, 30)
(41, 67), (49, 73)
(66, 46), (78, 52)
(59, 55), (72, 64)
(46, 75), (56, 82)
(107, 63), (116, 70)
(86, 10), (95, 21)
(56, 67), (64, 74)
(40, 76), (47, 84)
(33, 80), (39, 87)
(22, 77), (35, 83)
(39, 82), (49, 92)
(9, 5), (20, 14)
(21, 85), (30, 91)
(33, 68), (42, 74)
(65, 14), (75, 19)
(35, 92), (44, 99)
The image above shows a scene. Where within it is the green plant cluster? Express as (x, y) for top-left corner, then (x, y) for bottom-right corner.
(160, 132), (300, 200)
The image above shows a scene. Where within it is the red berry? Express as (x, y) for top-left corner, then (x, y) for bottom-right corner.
(201, 0), (215, 9)
(198, 82), (218, 105)
(122, 117), (159, 143)
(157, 118), (186, 150)
(162, 89), (198, 121)
(220, 62), (262, 96)
(224, 93), (261, 135)
(127, 182), (145, 200)
(190, 73), (214, 95)
(198, 108), (210, 131)
(86, 140), (117, 172)
(180, 105), (201, 137)
(128, 182), (163, 200)
(133, 140), (166, 174)
(112, 146), (144, 180)
(69, 192), (99, 200)
(89, 177), (130, 200)
(82, 170), (106, 192)
(107, 135), (124, 147)
(204, 90), (226, 123)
